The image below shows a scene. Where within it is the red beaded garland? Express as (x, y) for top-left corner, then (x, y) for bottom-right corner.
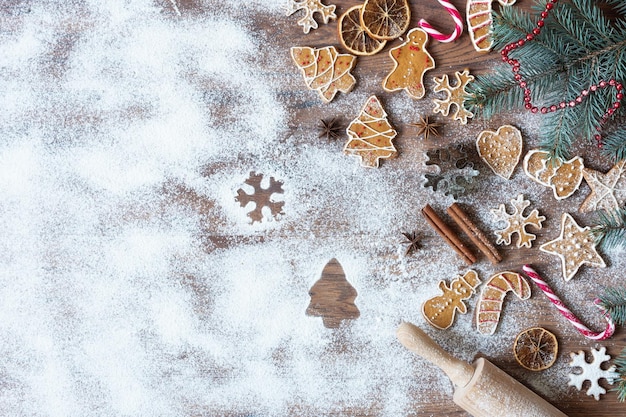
(500, 0), (622, 148)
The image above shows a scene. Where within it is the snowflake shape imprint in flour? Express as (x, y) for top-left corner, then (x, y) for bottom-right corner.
(235, 172), (285, 223)
(424, 144), (478, 199)
(286, 0), (336, 34)
(491, 194), (545, 248)
(568, 347), (618, 400)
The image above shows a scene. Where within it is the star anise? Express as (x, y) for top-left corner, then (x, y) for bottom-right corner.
(410, 116), (441, 141)
(401, 231), (421, 256)
(318, 117), (344, 141)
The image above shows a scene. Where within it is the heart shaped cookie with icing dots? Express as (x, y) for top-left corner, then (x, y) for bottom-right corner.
(476, 125), (522, 180)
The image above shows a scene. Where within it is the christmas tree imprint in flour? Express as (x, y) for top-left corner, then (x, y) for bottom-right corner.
(306, 258), (359, 328)
(235, 172), (284, 223)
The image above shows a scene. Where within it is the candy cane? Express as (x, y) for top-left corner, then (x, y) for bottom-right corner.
(418, 0), (464, 43)
(522, 265), (615, 341)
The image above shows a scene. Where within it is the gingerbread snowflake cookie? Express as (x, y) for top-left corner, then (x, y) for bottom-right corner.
(476, 125), (523, 180)
(539, 213), (606, 281)
(491, 194), (545, 248)
(422, 270), (481, 330)
(432, 69), (474, 125)
(291, 46), (356, 103)
(287, 0), (336, 34)
(568, 347), (618, 400)
(344, 95), (398, 168)
(383, 28), (435, 99)
(523, 149), (584, 200)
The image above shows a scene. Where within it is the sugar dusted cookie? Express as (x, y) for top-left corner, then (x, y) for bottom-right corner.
(522, 149), (584, 200)
(467, 0), (517, 53)
(344, 95), (398, 168)
(433, 69), (475, 125)
(422, 270), (481, 330)
(476, 125), (522, 180)
(579, 159), (626, 213)
(491, 194), (545, 249)
(383, 28), (435, 100)
(291, 46), (356, 103)
(539, 213), (606, 281)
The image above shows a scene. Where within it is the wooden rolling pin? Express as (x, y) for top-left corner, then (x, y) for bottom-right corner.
(396, 322), (568, 417)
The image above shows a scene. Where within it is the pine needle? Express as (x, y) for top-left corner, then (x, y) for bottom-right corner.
(598, 287), (626, 325)
(612, 348), (626, 402)
(593, 208), (626, 250)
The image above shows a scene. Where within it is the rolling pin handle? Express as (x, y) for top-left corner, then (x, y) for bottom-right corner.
(396, 321), (474, 388)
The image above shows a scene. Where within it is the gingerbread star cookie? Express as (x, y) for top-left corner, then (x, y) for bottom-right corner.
(291, 46), (356, 103)
(383, 28), (435, 99)
(539, 213), (606, 281)
(344, 95), (398, 168)
(579, 159), (626, 213)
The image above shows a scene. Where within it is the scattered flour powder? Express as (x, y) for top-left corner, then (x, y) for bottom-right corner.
(1, 1), (624, 416)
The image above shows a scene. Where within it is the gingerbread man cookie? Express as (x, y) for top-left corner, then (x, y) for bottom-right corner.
(383, 28), (435, 99)
(291, 46), (357, 103)
(422, 270), (481, 330)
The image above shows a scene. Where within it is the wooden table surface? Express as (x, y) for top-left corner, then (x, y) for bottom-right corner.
(5, 0), (625, 416)
(267, 1), (626, 415)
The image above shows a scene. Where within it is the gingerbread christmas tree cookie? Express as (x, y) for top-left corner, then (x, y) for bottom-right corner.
(539, 213), (606, 281)
(344, 95), (398, 168)
(291, 46), (356, 103)
(383, 28), (435, 99)
(433, 69), (475, 125)
(579, 159), (626, 213)
(422, 270), (481, 330)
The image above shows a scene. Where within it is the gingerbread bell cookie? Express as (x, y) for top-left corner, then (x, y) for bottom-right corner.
(291, 46), (356, 103)
(383, 28), (435, 100)
(476, 125), (523, 180)
(344, 95), (398, 168)
(422, 270), (481, 330)
(476, 271), (531, 335)
(523, 149), (584, 200)
(540, 213), (606, 281)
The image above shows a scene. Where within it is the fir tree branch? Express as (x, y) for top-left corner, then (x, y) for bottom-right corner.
(598, 287), (626, 325)
(602, 127), (626, 161)
(613, 347), (626, 402)
(592, 208), (626, 250)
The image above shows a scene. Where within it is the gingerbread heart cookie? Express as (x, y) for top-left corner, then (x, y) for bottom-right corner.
(476, 125), (522, 180)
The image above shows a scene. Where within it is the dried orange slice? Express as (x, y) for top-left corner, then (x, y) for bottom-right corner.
(513, 327), (558, 371)
(338, 5), (387, 56)
(360, 0), (411, 41)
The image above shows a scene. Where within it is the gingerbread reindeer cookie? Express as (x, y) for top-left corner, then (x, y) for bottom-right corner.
(422, 270), (481, 330)
(383, 28), (435, 99)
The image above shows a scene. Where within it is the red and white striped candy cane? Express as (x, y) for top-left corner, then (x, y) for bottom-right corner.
(522, 265), (615, 341)
(418, 0), (464, 43)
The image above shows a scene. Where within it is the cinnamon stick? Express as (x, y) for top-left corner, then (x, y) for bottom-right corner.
(421, 204), (476, 266)
(447, 203), (502, 265)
